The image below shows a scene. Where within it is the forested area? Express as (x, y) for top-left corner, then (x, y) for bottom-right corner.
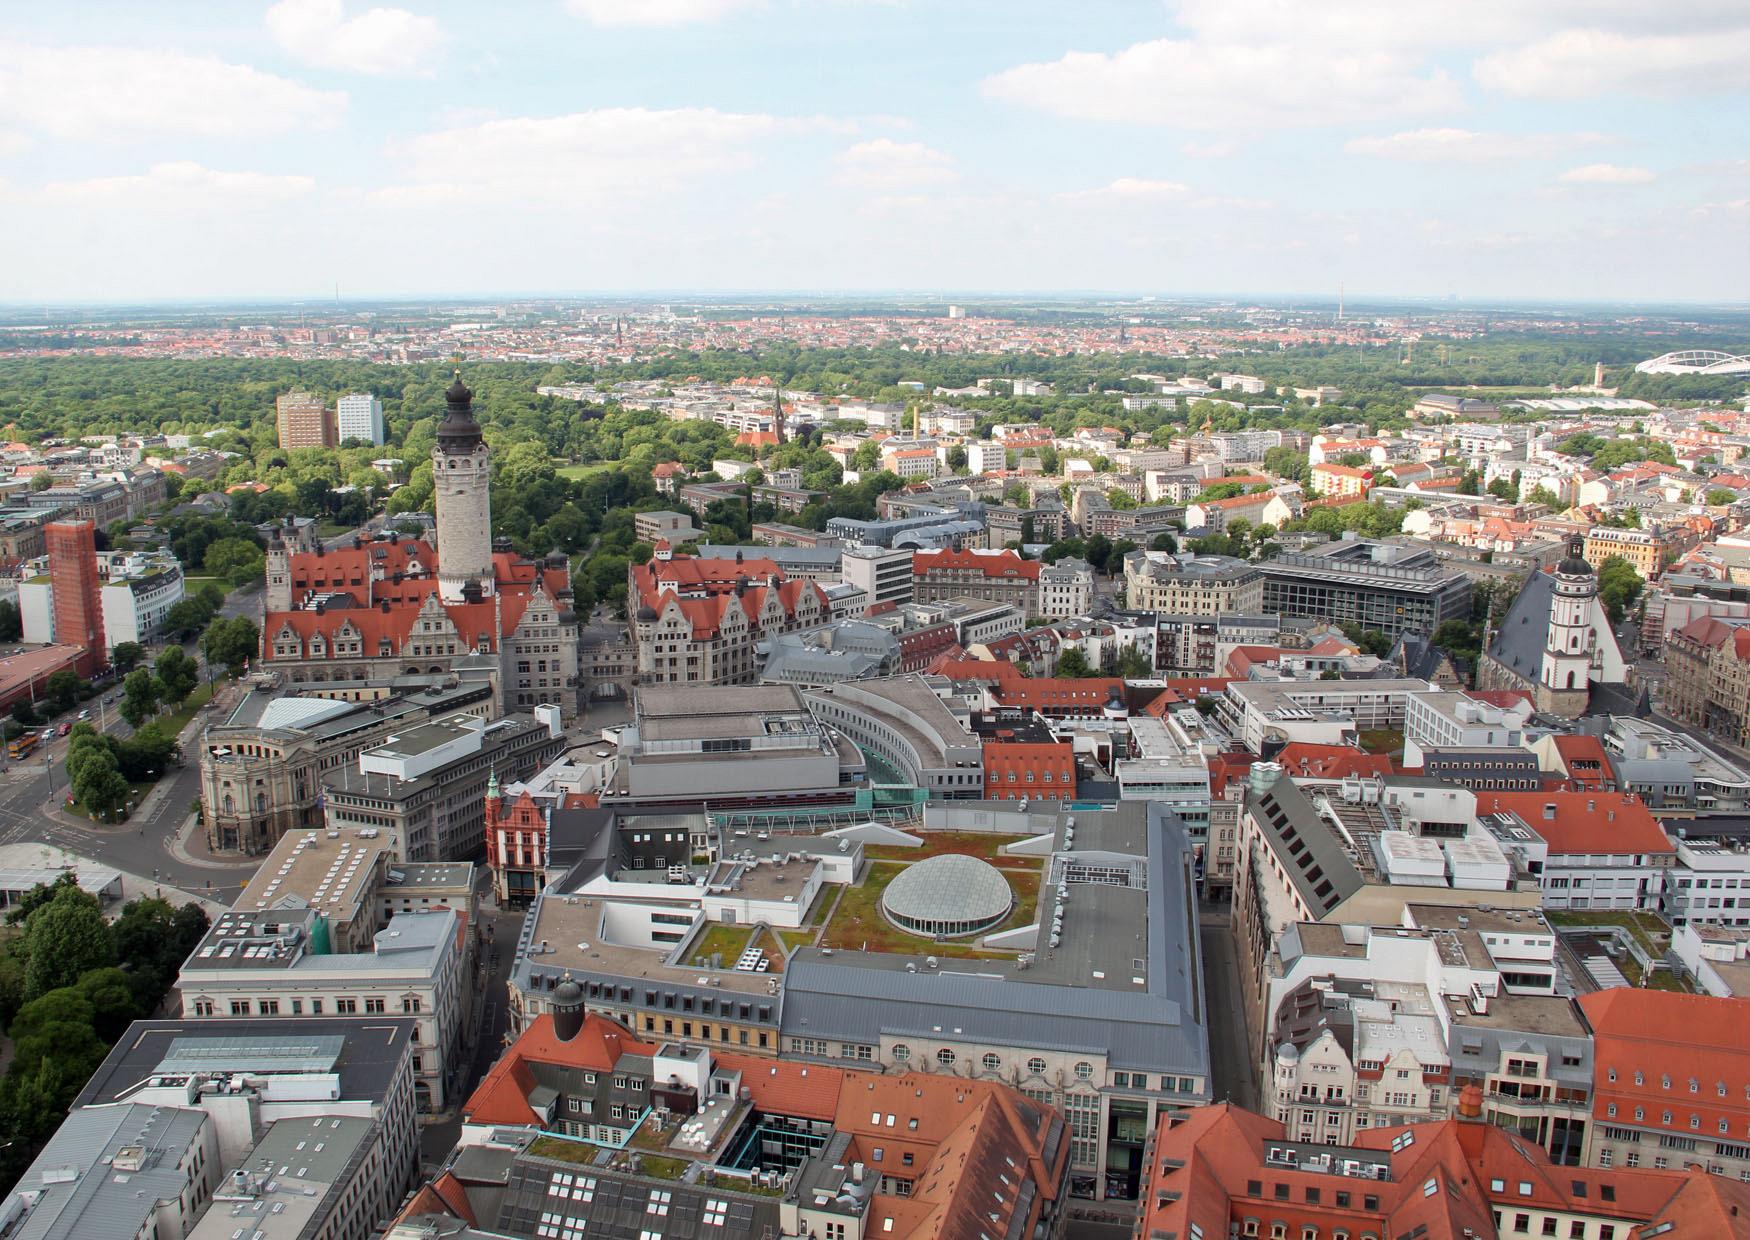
(0, 328), (1733, 615)
(0, 876), (209, 1191)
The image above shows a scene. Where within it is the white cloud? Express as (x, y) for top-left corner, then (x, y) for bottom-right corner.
(1058, 178), (1272, 211)
(1476, 28), (1750, 99)
(1060, 178), (1190, 202)
(42, 161), (317, 207)
(1345, 128), (1606, 161)
(383, 107), (817, 204)
(565, 0), (762, 27)
(267, 0), (446, 76)
(1559, 163), (1654, 184)
(832, 139), (955, 188)
(0, 41), (343, 140)
(984, 3), (1750, 129)
(982, 38), (1460, 131)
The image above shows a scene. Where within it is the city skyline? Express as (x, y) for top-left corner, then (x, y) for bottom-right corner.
(2, 0), (1748, 302)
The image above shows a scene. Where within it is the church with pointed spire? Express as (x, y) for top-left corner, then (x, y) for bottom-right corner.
(1475, 537), (1637, 718)
(260, 372), (583, 719)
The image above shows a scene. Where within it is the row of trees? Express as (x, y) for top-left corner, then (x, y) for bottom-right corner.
(0, 876), (209, 1192)
(65, 721), (179, 820)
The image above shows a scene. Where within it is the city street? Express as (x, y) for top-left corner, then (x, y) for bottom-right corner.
(0, 581), (267, 905)
(1199, 903), (1259, 1113)
(420, 887), (526, 1169)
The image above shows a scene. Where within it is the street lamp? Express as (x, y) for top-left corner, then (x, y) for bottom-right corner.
(42, 754), (53, 795)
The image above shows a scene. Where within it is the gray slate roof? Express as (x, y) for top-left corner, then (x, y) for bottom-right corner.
(5, 1104), (208, 1240)
(1485, 569), (1554, 682)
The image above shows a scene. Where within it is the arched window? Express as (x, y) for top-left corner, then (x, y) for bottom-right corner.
(1568, 670), (1579, 689)
(222, 794), (235, 815)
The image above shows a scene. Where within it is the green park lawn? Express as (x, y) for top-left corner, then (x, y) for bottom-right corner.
(819, 859), (1040, 959)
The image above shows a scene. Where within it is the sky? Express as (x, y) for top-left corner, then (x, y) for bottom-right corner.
(2, 0), (1748, 303)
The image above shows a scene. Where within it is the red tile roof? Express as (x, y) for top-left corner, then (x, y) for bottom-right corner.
(1140, 1104), (1712, 1240)
(463, 1014), (657, 1127)
(912, 548), (1041, 581)
(1473, 790), (1672, 855)
(1464, 688), (1536, 710)
(1580, 989), (1750, 1139)
(1550, 734), (1616, 789)
(1275, 743), (1397, 780)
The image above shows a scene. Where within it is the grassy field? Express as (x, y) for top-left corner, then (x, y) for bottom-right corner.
(864, 831), (1032, 868)
(686, 921), (801, 973)
(61, 778), (154, 823)
(156, 682), (215, 737)
(686, 922), (754, 968)
(1358, 728), (1404, 756)
(1547, 910), (1669, 955)
(558, 461), (621, 482)
(529, 1136), (601, 1165)
(820, 859), (1041, 958)
(634, 1155), (689, 1182)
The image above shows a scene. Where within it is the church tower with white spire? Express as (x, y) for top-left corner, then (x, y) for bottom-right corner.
(433, 372), (494, 603)
(1536, 537), (1597, 717)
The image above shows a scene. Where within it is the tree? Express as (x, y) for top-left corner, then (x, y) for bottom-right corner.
(111, 642), (145, 675)
(1432, 618), (1482, 671)
(0, 598), (19, 642)
(162, 597), (214, 641)
(1150, 532), (1178, 553)
(203, 537), (265, 588)
(72, 967), (142, 1042)
(69, 741), (131, 820)
(1706, 488), (1738, 506)
(1055, 648), (1095, 678)
(1593, 438), (1676, 471)
(1263, 446), (1310, 484)
(202, 616), (259, 675)
(43, 671), (81, 715)
(1084, 533), (1114, 575)
(1597, 557), (1645, 626)
(1194, 482), (1246, 503)
(114, 723), (177, 782)
(1338, 622), (1393, 658)
(4, 873), (83, 927)
(1527, 485), (1561, 509)
(110, 898), (209, 1007)
(1486, 476), (1517, 501)
(154, 647), (199, 706)
(119, 668), (162, 728)
(21, 886), (114, 1000)
(1115, 647), (1153, 678)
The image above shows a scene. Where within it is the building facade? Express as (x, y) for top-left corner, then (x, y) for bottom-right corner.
(277, 390), (335, 450)
(46, 519), (105, 676)
(1122, 550), (1264, 616)
(336, 392), (386, 446)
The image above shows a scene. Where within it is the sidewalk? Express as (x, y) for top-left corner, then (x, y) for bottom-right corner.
(168, 808), (258, 872)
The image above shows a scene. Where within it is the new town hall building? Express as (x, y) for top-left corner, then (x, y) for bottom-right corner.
(261, 375), (581, 718)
